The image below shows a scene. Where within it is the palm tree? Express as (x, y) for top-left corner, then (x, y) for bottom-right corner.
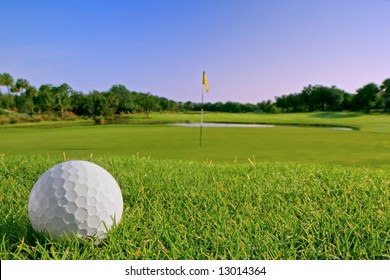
(104, 92), (119, 119)
(25, 86), (38, 115)
(54, 83), (73, 118)
(1, 73), (14, 94)
(15, 78), (30, 95)
(38, 84), (55, 114)
(0, 73), (14, 109)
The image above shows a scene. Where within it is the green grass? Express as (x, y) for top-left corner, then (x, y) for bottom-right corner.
(5, 111), (389, 132)
(119, 112), (390, 133)
(1, 112), (389, 259)
(1, 118), (390, 168)
(0, 156), (389, 259)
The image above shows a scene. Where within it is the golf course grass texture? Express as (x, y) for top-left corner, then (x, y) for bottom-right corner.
(0, 112), (389, 259)
(1, 156), (389, 259)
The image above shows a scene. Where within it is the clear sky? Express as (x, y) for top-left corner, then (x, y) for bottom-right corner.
(1, 0), (389, 103)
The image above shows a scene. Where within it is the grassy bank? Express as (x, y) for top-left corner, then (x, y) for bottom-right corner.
(1, 156), (389, 259)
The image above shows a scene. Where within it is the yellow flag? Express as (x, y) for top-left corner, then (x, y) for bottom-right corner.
(203, 71), (209, 92)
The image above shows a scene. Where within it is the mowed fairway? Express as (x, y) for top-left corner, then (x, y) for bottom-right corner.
(1, 119), (390, 168)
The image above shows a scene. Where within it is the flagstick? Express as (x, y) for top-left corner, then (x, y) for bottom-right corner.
(200, 87), (204, 148)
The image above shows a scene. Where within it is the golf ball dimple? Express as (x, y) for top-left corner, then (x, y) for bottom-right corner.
(28, 160), (123, 240)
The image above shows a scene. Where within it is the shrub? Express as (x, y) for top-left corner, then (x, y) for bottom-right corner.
(0, 115), (10, 124)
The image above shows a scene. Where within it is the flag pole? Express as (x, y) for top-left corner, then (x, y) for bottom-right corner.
(200, 71), (208, 148)
(200, 85), (204, 148)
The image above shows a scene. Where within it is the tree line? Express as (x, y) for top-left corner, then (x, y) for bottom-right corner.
(0, 73), (179, 120)
(274, 81), (390, 113)
(1, 72), (390, 121)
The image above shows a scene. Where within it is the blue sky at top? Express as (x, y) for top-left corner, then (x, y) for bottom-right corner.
(1, 0), (389, 103)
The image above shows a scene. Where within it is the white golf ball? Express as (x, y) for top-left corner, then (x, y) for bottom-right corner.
(28, 160), (123, 240)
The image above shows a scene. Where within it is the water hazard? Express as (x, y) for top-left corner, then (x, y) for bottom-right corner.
(168, 123), (354, 130)
(170, 123), (275, 128)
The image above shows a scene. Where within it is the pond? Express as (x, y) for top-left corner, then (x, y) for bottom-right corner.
(168, 122), (354, 130)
